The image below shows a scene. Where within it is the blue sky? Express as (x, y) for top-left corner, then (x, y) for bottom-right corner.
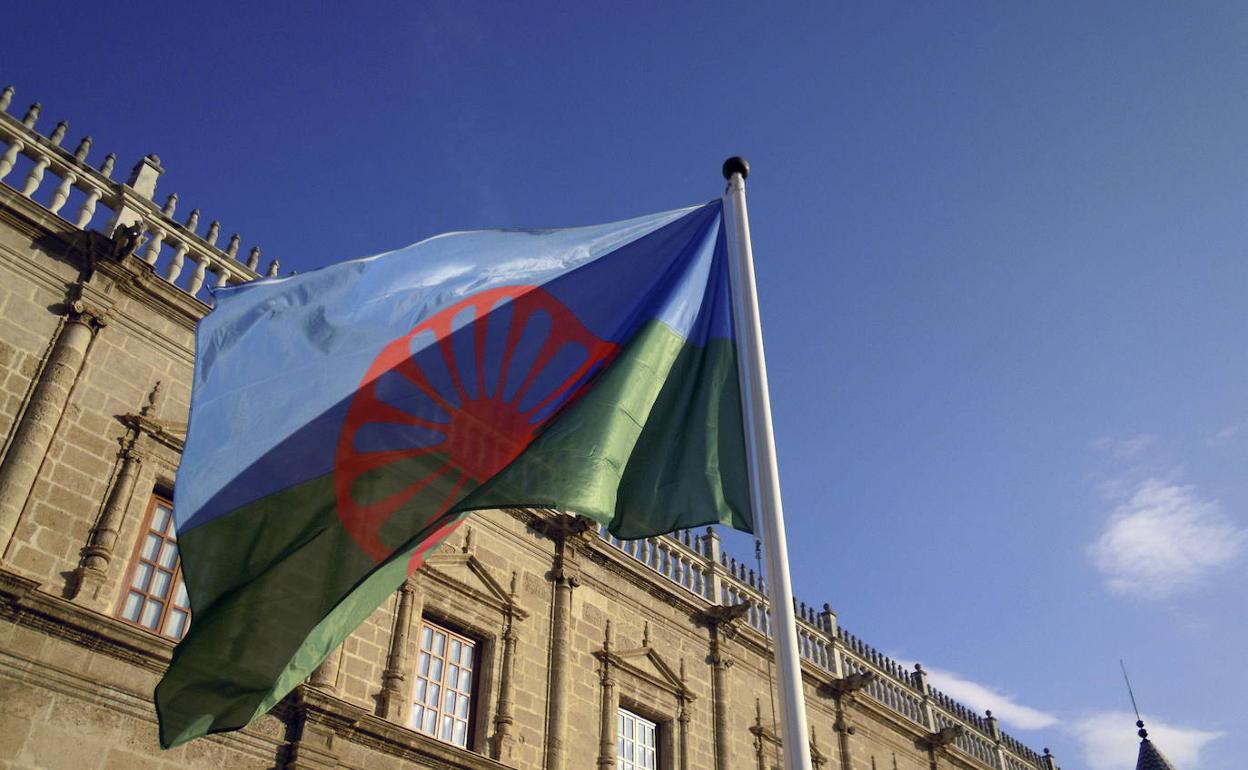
(6, 2), (1246, 768)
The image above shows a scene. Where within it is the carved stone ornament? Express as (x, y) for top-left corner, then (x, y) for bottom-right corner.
(110, 221), (144, 261)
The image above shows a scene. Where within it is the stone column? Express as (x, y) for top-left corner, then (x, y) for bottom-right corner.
(309, 644), (345, 691)
(833, 697), (854, 770)
(545, 560), (578, 770)
(70, 432), (142, 602)
(0, 300), (104, 554)
(491, 591), (520, 761)
(750, 699), (773, 770)
(702, 602), (747, 770)
(677, 661), (690, 770)
(826, 672), (874, 770)
(710, 642), (733, 770)
(378, 578), (419, 719)
(541, 515), (588, 770)
(595, 622), (617, 770)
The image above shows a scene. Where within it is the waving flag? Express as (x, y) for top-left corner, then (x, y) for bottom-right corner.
(157, 200), (753, 747)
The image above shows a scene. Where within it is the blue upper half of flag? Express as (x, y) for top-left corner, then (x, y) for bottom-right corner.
(177, 201), (734, 533)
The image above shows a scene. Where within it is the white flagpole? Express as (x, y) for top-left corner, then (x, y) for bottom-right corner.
(721, 157), (813, 770)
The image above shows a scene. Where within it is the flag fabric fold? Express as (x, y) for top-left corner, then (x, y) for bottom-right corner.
(157, 199), (753, 747)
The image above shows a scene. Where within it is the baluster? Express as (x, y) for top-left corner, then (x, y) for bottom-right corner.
(48, 121), (68, 146)
(166, 241), (189, 282)
(225, 233), (240, 259)
(188, 256), (208, 296)
(74, 186), (102, 228)
(162, 192), (178, 217)
(246, 246), (261, 271)
(143, 227), (165, 266)
(99, 152), (115, 178)
(0, 86), (12, 112)
(186, 208), (200, 233)
(215, 266), (230, 288)
(48, 172), (76, 214)
(22, 102), (40, 128)
(205, 220), (220, 246)
(0, 140), (23, 181)
(21, 152), (49, 197)
(73, 136), (92, 163)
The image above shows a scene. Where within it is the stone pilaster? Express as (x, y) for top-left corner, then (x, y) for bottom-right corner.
(69, 431), (142, 603)
(702, 602), (748, 770)
(595, 622), (617, 770)
(750, 698), (781, 770)
(677, 660), (690, 770)
(491, 575), (521, 762)
(0, 298), (105, 555)
(810, 727), (827, 769)
(824, 672), (874, 770)
(378, 578), (419, 720)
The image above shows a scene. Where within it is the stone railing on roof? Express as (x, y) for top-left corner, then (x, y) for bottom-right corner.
(597, 524), (1060, 770)
(0, 85), (275, 302)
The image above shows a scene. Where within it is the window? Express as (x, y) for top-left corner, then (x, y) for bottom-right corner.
(411, 618), (476, 748)
(116, 495), (190, 640)
(618, 708), (657, 770)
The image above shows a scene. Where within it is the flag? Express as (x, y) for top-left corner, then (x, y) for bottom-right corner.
(156, 199), (753, 748)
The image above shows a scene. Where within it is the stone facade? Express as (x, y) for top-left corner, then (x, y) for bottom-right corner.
(0, 85), (1063, 770)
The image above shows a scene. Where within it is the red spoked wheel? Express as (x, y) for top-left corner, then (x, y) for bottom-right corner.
(335, 285), (617, 564)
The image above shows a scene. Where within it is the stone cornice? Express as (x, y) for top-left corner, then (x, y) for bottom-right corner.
(92, 253), (208, 330)
(0, 568), (173, 673)
(120, 411), (186, 453)
(295, 685), (514, 770)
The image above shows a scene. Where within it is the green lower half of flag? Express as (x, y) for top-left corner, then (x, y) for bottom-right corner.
(156, 320), (750, 748)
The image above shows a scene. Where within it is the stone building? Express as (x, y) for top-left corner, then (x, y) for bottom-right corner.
(0, 84), (1064, 770)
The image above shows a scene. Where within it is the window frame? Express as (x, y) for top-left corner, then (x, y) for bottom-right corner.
(410, 616), (480, 749)
(114, 493), (191, 640)
(617, 706), (659, 770)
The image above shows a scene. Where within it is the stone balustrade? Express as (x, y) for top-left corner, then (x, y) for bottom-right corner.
(0, 85), (277, 302)
(596, 524), (1058, 770)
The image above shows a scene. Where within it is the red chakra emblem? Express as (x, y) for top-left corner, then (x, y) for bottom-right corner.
(335, 285), (616, 563)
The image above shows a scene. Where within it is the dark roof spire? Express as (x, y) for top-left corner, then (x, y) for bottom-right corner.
(1134, 719), (1179, 770)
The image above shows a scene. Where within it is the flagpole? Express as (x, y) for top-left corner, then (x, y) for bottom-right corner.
(721, 156), (813, 770)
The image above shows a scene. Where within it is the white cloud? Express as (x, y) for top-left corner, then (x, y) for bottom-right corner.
(1072, 711), (1221, 770)
(1089, 478), (1246, 598)
(1091, 434), (1159, 460)
(889, 660), (1058, 731)
(1207, 422), (1243, 447)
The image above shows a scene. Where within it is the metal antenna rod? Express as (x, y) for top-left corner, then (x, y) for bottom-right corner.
(1120, 659), (1142, 722)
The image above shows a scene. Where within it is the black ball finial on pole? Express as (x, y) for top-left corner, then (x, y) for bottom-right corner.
(722, 156), (750, 180)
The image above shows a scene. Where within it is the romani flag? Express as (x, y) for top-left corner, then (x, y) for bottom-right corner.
(156, 200), (754, 747)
